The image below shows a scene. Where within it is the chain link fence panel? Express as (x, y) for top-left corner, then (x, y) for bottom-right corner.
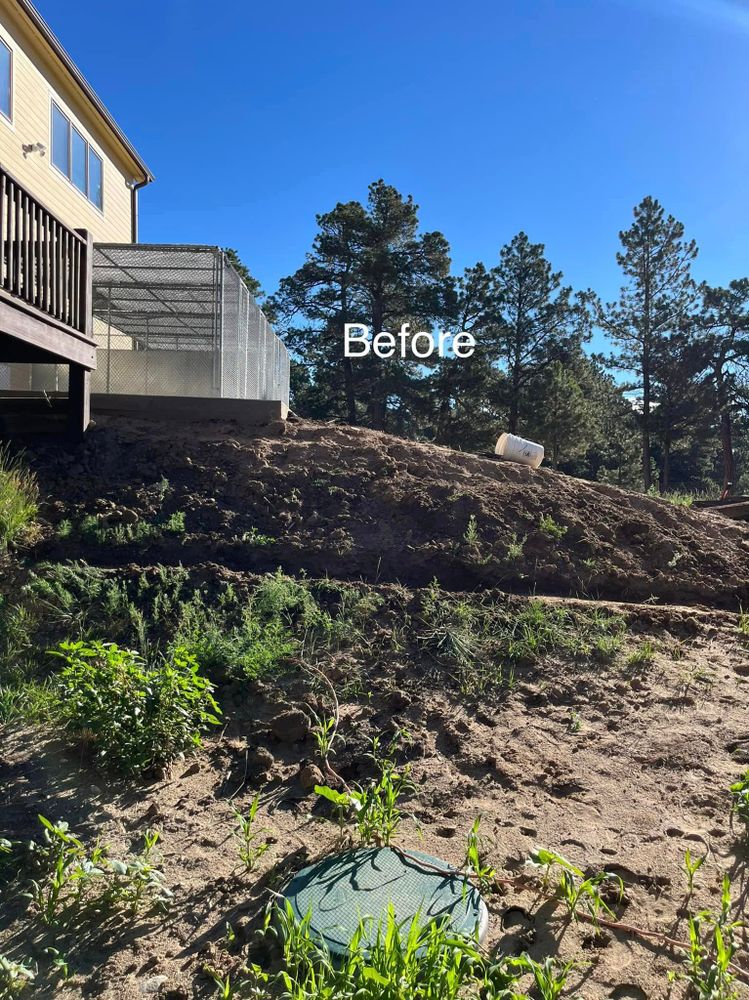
(7, 244), (289, 405)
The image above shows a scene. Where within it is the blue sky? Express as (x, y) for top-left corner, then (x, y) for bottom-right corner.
(43, 0), (749, 347)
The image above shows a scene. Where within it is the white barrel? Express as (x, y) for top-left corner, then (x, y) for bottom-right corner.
(495, 432), (544, 469)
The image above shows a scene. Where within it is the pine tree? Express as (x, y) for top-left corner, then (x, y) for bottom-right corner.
(602, 197), (698, 490)
(695, 279), (749, 490)
(487, 232), (592, 433)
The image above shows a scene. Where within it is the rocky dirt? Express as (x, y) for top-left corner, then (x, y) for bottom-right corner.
(1, 416), (749, 999)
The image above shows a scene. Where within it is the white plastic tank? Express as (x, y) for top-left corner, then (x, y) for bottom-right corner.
(495, 432), (544, 469)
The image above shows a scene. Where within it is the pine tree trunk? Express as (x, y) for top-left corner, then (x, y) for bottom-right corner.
(343, 356), (357, 425)
(715, 366), (735, 491)
(660, 439), (670, 493)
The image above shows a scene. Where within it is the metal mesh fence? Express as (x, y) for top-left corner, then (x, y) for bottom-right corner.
(5, 244), (289, 404)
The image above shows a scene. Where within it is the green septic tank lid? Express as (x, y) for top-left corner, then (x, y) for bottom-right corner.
(281, 846), (489, 956)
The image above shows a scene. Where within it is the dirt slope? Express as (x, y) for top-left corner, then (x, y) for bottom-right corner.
(25, 416), (749, 607)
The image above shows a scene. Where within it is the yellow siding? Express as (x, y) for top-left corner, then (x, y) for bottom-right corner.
(0, 4), (136, 243)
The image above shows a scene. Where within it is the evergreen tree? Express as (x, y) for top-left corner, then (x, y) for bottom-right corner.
(486, 232), (593, 434)
(695, 279), (749, 490)
(601, 197), (698, 490)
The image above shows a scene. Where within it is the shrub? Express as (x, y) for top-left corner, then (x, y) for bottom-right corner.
(0, 446), (38, 551)
(52, 640), (220, 775)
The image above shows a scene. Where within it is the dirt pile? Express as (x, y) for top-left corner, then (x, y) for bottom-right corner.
(26, 417), (749, 607)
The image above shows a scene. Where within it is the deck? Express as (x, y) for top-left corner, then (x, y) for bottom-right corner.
(0, 163), (95, 434)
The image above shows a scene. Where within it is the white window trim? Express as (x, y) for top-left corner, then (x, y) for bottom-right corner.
(0, 35), (13, 127)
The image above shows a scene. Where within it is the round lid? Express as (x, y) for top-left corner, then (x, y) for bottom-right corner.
(281, 846), (488, 956)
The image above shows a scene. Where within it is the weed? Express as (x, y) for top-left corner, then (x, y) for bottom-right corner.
(463, 514), (480, 546)
(684, 848), (705, 897)
(626, 639), (656, 670)
(310, 710), (342, 763)
(738, 608), (749, 640)
(528, 847), (623, 929)
(53, 640), (220, 776)
(8, 816), (170, 927)
(538, 514), (567, 540)
(729, 770), (749, 830)
(316, 750), (415, 847)
(56, 519), (73, 540)
(669, 876), (742, 1000)
(241, 527), (275, 546)
(0, 446), (38, 551)
(505, 532), (526, 560)
(233, 794), (270, 873)
(0, 954), (35, 997)
(162, 510), (186, 534)
(463, 817), (496, 893)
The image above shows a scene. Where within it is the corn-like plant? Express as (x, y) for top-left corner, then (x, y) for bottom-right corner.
(463, 817), (496, 893)
(233, 794), (270, 872)
(684, 848), (705, 897)
(528, 847), (623, 929)
(309, 710), (342, 764)
(10, 816), (170, 927)
(315, 752), (414, 847)
(669, 877), (742, 1000)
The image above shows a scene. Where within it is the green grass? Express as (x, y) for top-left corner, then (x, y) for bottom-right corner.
(417, 583), (626, 695)
(0, 446), (38, 552)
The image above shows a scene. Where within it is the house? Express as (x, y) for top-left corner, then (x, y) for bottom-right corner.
(0, 0), (152, 432)
(0, 0), (288, 435)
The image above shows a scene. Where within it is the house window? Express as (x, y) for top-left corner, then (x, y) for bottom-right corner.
(51, 101), (104, 210)
(0, 38), (11, 121)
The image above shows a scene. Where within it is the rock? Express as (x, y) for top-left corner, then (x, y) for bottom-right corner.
(386, 689), (412, 711)
(247, 746), (275, 777)
(299, 762), (324, 793)
(271, 709), (310, 743)
(181, 761), (201, 777)
(121, 508), (140, 525)
(139, 975), (168, 995)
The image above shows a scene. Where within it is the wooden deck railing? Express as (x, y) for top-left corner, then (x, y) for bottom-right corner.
(0, 163), (90, 336)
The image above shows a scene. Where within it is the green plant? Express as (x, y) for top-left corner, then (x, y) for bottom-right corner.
(729, 770), (749, 830)
(463, 817), (496, 893)
(162, 510), (186, 534)
(269, 901), (499, 1000)
(53, 640), (220, 775)
(626, 639), (656, 669)
(669, 877), (742, 1000)
(538, 514), (567, 540)
(0, 446), (38, 551)
(0, 954), (36, 998)
(241, 526), (275, 546)
(315, 751), (415, 847)
(505, 532), (526, 560)
(684, 848), (705, 896)
(463, 515), (480, 545)
(528, 847), (623, 929)
(12, 816), (171, 927)
(310, 710), (342, 764)
(233, 794), (270, 872)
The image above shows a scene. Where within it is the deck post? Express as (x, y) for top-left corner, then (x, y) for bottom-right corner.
(67, 363), (90, 437)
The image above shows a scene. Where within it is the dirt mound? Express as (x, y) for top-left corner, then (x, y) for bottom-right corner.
(25, 417), (749, 607)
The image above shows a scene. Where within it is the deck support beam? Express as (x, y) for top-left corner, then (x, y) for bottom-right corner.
(67, 364), (91, 438)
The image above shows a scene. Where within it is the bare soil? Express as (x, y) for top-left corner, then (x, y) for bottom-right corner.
(1, 416), (749, 999)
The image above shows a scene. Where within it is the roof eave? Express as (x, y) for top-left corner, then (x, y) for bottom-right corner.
(15, 0), (154, 184)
